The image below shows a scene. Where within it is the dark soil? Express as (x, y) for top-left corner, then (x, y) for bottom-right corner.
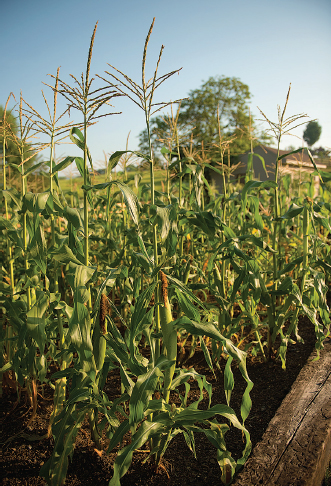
(0, 316), (319, 486)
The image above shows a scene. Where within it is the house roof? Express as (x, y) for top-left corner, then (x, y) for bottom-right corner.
(260, 145), (310, 162)
(258, 145), (326, 169)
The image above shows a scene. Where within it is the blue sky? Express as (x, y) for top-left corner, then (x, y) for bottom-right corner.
(2, 0), (331, 173)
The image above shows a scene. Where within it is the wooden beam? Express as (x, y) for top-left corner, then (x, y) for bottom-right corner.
(232, 338), (331, 486)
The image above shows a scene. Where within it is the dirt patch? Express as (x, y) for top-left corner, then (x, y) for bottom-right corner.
(0, 317), (318, 485)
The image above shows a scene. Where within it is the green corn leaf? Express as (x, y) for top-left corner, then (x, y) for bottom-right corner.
(136, 232), (153, 269)
(316, 258), (331, 275)
(249, 195), (264, 231)
(173, 316), (244, 362)
(182, 428), (197, 458)
(128, 357), (172, 426)
(204, 162), (226, 178)
(199, 336), (215, 376)
(51, 367), (78, 381)
(21, 160), (46, 178)
(173, 316), (253, 421)
(51, 156), (76, 173)
(107, 419), (131, 453)
(248, 235), (276, 253)
(70, 126), (84, 148)
(110, 181), (140, 227)
(160, 147), (177, 156)
(29, 224), (47, 274)
(63, 206), (84, 231)
(91, 267), (124, 319)
(66, 386), (91, 405)
(0, 362), (12, 373)
(119, 365), (135, 396)
(51, 245), (83, 266)
(306, 148), (323, 181)
(144, 398), (172, 415)
(130, 283), (157, 342)
(174, 403), (240, 427)
(187, 211), (217, 237)
(175, 287), (200, 321)
(83, 180), (139, 227)
(74, 156), (85, 178)
(70, 127), (93, 169)
(224, 356), (234, 406)
(231, 268), (246, 303)
(22, 192), (50, 213)
(47, 191), (64, 213)
(26, 292), (48, 352)
(106, 333), (130, 369)
(172, 370), (210, 409)
(40, 404), (87, 486)
(167, 274), (205, 310)
(3, 298), (25, 331)
(8, 162), (22, 174)
(74, 156), (93, 205)
(108, 151), (129, 172)
(132, 250), (153, 273)
(276, 147), (306, 162)
(201, 174), (213, 196)
(241, 180), (277, 204)
(280, 203), (304, 220)
(69, 302), (94, 363)
(108, 151), (150, 173)
(246, 152), (253, 182)
(250, 152), (268, 177)
(1, 189), (22, 209)
(0, 216), (16, 231)
(151, 205), (171, 242)
(109, 419), (171, 486)
(278, 257), (303, 277)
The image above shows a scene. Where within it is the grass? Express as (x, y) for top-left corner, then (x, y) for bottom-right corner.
(59, 166), (167, 196)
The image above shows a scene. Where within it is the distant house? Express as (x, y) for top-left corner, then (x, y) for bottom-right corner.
(96, 168), (106, 175)
(210, 145), (327, 194)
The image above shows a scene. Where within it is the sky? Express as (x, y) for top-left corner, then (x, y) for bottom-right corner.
(2, 0), (331, 175)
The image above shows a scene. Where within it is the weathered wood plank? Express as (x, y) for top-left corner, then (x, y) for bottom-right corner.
(232, 338), (331, 486)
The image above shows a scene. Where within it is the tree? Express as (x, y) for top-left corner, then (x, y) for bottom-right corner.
(139, 76), (270, 164)
(310, 145), (330, 164)
(303, 120), (321, 147)
(0, 105), (21, 167)
(0, 104), (39, 169)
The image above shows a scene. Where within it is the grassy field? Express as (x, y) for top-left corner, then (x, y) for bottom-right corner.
(58, 167), (168, 196)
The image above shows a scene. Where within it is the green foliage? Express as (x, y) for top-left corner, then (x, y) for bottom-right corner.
(0, 105), (39, 169)
(303, 120), (322, 147)
(0, 105), (19, 166)
(1, 19), (331, 486)
(139, 76), (271, 163)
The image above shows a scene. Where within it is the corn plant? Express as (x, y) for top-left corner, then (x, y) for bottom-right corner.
(1, 15), (331, 486)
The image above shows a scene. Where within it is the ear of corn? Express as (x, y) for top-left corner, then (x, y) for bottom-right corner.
(159, 270), (177, 403)
(93, 293), (109, 373)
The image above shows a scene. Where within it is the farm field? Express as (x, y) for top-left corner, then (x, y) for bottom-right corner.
(58, 169), (168, 198)
(0, 317), (317, 485)
(1, 19), (331, 486)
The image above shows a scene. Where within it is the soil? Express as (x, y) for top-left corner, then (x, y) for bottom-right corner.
(0, 316), (320, 486)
